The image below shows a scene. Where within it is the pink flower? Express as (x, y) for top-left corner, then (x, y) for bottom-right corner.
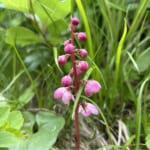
(61, 75), (72, 86)
(58, 55), (68, 65)
(64, 44), (75, 54)
(54, 87), (67, 99)
(78, 49), (88, 58)
(77, 32), (86, 41)
(54, 87), (73, 104)
(84, 80), (101, 97)
(78, 61), (89, 71)
(71, 17), (79, 26)
(70, 61), (88, 76)
(61, 90), (73, 104)
(79, 102), (99, 117)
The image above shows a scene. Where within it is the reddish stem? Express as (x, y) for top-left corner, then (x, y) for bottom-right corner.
(74, 103), (80, 150)
(70, 23), (80, 150)
(70, 53), (80, 150)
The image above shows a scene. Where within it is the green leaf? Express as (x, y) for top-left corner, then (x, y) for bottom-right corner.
(0, 106), (10, 127)
(0, 95), (7, 106)
(36, 111), (56, 124)
(146, 134), (150, 149)
(0, 131), (18, 147)
(13, 111), (65, 150)
(0, 0), (71, 26)
(17, 86), (34, 109)
(5, 27), (41, 46)
(0, 0), (29, 12)
(28, 111), (65, 150)
(8, 111), (24, 130)
(48, 19), (67, 44)
(22, 111), (35, 134)
(32, 0), (71, 26)
(136, 48), (150, 72)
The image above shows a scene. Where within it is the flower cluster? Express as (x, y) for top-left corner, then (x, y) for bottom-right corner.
(54, 17), (101, 117)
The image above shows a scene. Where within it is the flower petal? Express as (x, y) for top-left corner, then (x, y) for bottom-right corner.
(61, 90), (72, 104)
(54, 87), (67, 99)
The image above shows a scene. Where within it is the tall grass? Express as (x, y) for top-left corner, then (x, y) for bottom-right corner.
(77, 0), (150, 149)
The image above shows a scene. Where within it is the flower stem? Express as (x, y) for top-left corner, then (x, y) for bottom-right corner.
(74, 103), (80, 150)
(70, 23), (80, 150)
(71, 53), (80, 150)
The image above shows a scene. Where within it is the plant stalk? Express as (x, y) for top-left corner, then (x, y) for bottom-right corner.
(70, 22), (80, 150)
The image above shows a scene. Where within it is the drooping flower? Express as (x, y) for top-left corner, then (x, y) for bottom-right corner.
(61, 90), (73, 104)
(79, 102), (99, 117)
(64, 43), (75, 54)
(54, 87), (73, 104)
(77, 32), (86, 41)
(84, 80), (101, 97)
(61, 75), (72, 86)
(54, 87), (67, 100)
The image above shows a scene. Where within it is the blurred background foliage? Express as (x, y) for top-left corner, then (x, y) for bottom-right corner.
(0, 0), (150, 149)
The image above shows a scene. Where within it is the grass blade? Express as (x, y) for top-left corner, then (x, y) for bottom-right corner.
(75, 0), (94, 58)
(115, 19), (127, 86)
(135, 76), (150, 150)
(126, 0), (149, 41)
(53, 47), (63, 74)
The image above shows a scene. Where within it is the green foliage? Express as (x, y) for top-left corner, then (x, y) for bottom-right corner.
(0, 131), (18, 148)
(0, 106), (65, 149)
(146, 134), (150, 149)
(17, 86), (35, 109)
(12, 111), (65, 150)
(0, 106), (10, 127)
(0, 0), (29, 12)
(0, 0), (71, 26)
(5, 27), (41, 46)
(136, 48), (150, 72)
(0, 106), (24, 148)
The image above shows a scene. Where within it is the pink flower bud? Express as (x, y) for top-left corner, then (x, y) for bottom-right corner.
(84, 80), (101, 97)
(77, 32), (86, 41)
(61, 75), (72, 86)
(58, 55), (68, 65)
(79, 102), (99, 117)
(78, 49), (88, 58)
(54, 87), (67, 99)
(71, 17), (80, 26)
(64, 43), (75, 54)
(78, 61), (89, 71)
(70, 67), (83, 76)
